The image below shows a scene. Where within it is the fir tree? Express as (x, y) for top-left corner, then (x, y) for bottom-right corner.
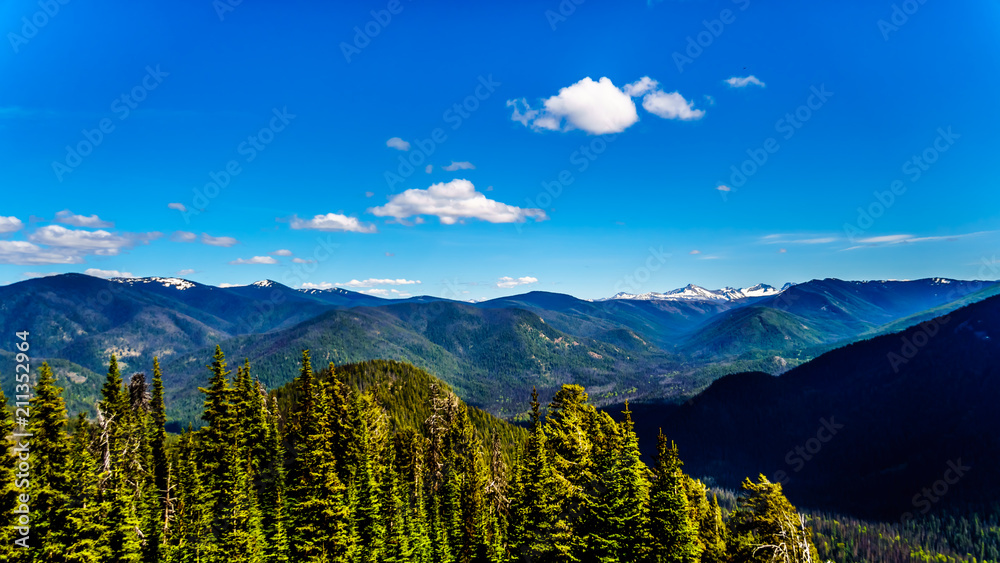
(648, 431), (700, 563)
(727, 475), (819, 563)
(0, 383), (19, 561)
(29, 362), (72, 561)
(286, 350), (351, 561)
(61, 413), (110, 563)
(259, 396), (290, 563)
(148, 357), (170, 563)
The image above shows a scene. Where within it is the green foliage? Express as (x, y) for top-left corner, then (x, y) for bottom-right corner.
(1, 353), (825, 563)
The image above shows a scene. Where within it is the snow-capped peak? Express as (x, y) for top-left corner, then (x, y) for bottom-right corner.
(251, 280), (275, 288)
(606, 282), (788, 302)
(111, 276), (196, 290)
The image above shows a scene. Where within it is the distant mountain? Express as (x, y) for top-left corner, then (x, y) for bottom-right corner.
(636, 293), (1000, 519)
(680, 278), (997, 359)
(3, 273), (997, 428)
(605, 282), (787, 302)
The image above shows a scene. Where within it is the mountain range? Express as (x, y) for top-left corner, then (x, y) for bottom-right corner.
(1, 273), (998, 426)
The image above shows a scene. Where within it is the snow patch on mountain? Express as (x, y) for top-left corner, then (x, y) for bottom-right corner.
(111, 277), (196, 290)
(606, 283), (788, 302)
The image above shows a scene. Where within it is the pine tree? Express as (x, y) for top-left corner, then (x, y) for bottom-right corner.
(259, 396), (290, 563)
(483, 432), (509, 563)
(286, 350), (350, 561)
(61, 413), (110, 563)
(170, 427), (216, 562)
(727, 475), (819, 563)
(379, 445), (411, 563)
(27, 362), (72, 560)
(148, 357), (170, 562)
(648, 431), (700, 563)
(351, 393), (386, 563)
(701, 494), (727, 563)
(510, 387), (571, 562)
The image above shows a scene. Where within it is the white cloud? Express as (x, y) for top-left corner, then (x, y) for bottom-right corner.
(716, 185), (732, 192)
(0, 240), (81, 265)
(0, 216), (24, 233)
(176, 268), (196, 275)
(640, 90), (705, 121)
(361, 288), (391, 296)
(365, 191), (374, 198)
(218, 283), (243, 288)
(443, 161), (475, 171)
(509, 77), (640, 134)
(300, 282), (334, 290)
(623, 76), (658, 97)
(689, 250), (701, 255)
(370, 179), (547, 225)
(28, 225), (159, 256)
(425, 165), (433, 173)
(497, 276), (538, 289)
(168, 202), (187, 212)
(171, 231), (197, 243)
(292, 258), (315, 264)
(386, 137), (411, 151)
(335, 278), (421, 288)
(510, 75), (704, 134)
(201, 233), (239, 247)
(289, 213), (378, 234)
(55, 210), (114, 228)
(230, 256), (278, 265)
(778, 248), (787, 253)
(856, 234), (913, 244)
(270, 249), (293, 256)
(84, 268), (133, 279)
(726, 75), (766, 88)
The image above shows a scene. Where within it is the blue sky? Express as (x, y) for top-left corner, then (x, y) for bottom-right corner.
(1, 0), (999, 300)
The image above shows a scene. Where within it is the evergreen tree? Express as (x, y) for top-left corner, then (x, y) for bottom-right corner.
(61, 413), (110, 563)
(259, 396), (290, 563)
(148, 357), (170, 563)
(29, 362), (72, 561)
(170, 427), (216, 562)
(648, 431), (700, 563)
(351, 393), (386, 563)
(727, 475), (819, 563)
(510, 387), (571, 562)
(286, 350), (351, 561)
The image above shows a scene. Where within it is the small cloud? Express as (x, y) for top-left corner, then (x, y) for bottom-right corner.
(55, 210), (114, 228)
(171, 231), (197, 243)
(716, 185), (732, 192)
(176, 268), (196, 275)
(168, 202), (187, 212)
(640, 90), (705, 121)
(497, 276), (538, 289)
(22, 271), (61, 278)
(84, 268), (133, 279)
(725, 75), (766, 88)
(270, 249), (293, 256)
(509, 77), (640, 134)
(201, 233), (239, 247)
(365, 191), (374, 198)
(689, 250), (701, 255)
(218, 283), (243, 288)
(289, 213), (378, 234)
(300, 282), (335, 290)
(370, 179), (547, 225)
(230, 256), (278, 265)
(778, 248), (787, 254)
(857, 234), (913, 244)
(291, 258), (315, 264)
(443, 161), (475, 171)
(425, 165), (433, 174)
(335, 278), (421, 288)
(0, 216), (24, 233)
(385, 252), (395, 257)
(386, 137), (410, 151)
